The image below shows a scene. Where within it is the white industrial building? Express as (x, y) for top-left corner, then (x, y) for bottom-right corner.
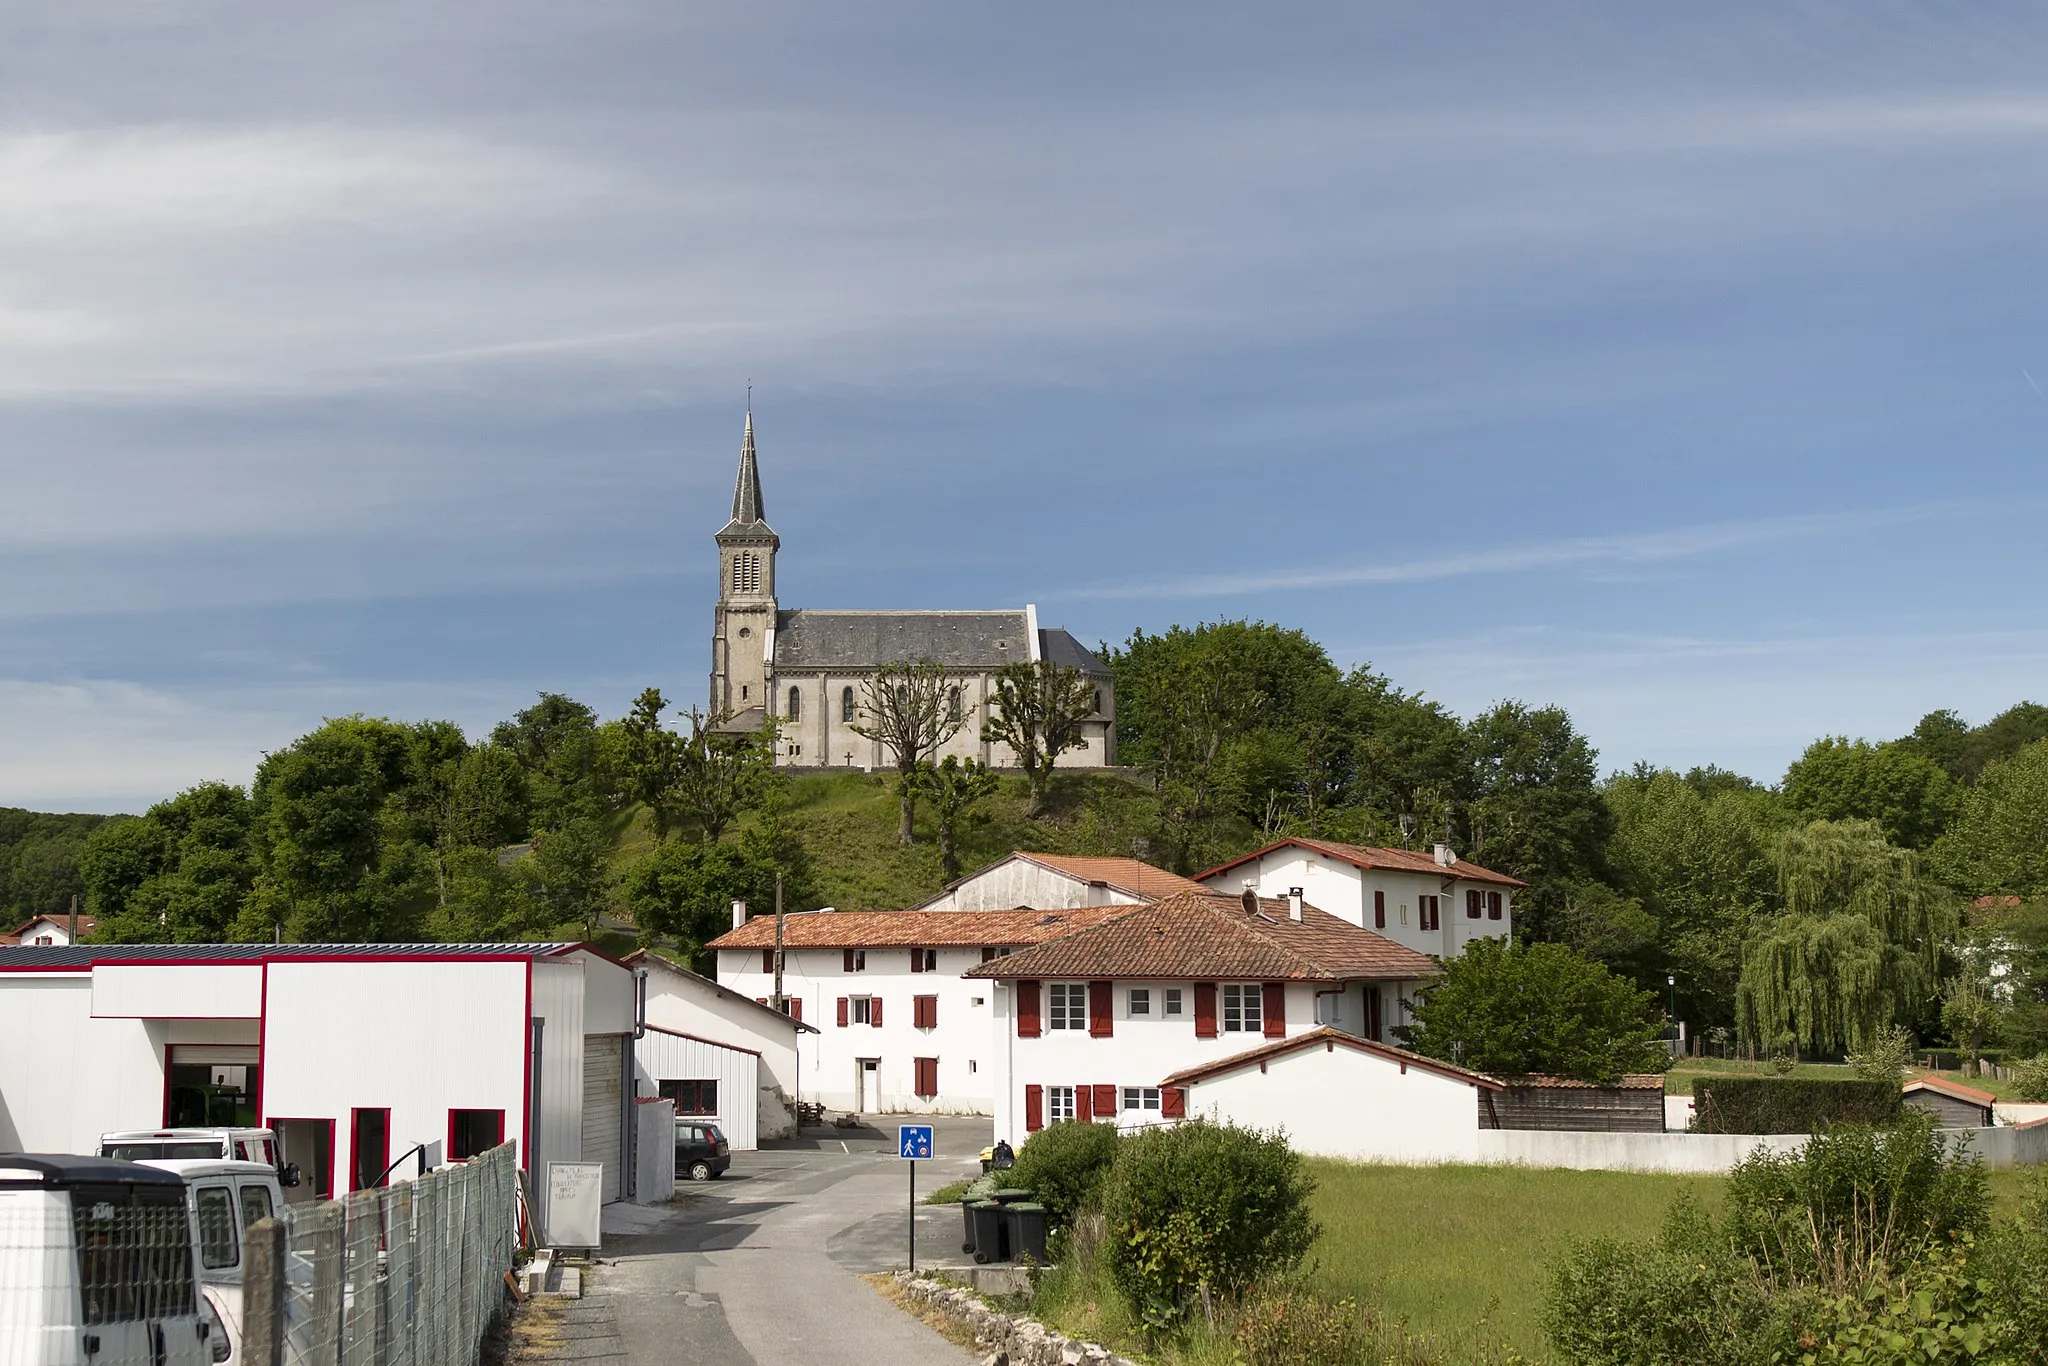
(914, 852), (1204, 911)
(1200, 838), (1522, 959)
(0, 942), (641, 1226)
(963, 888), (1441, 1145)
(628, 949), (816, 1148)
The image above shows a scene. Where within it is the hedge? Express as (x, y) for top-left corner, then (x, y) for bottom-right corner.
(1693, 1078), (1902, 1134)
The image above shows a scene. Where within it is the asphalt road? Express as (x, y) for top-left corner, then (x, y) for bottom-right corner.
(591, 1115), (993, 1366)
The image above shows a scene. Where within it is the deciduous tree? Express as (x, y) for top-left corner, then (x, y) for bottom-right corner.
(1930, 740), (2048, 900)
(1783, 736), (1960, 849)
(982, 660), (1097, 816)
(908, 756), (1000, 880)
(850, 660), (971, 844)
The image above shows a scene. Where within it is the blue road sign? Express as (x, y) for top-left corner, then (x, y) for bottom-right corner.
(899, 1124), (934, 1160)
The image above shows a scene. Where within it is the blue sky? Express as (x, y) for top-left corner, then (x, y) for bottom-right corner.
(5, 2), (2047, 812)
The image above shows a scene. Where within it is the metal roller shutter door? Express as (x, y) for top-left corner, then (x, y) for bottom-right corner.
(581, 1034), (624, 1203)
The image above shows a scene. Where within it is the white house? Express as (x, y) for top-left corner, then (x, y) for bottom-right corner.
(964, 888), (1441, 1145)
(3, 913), (96, 947)
(0, 942), (639, 1225)
(915, 852), (1206, 911)
(627, 949), (816, 1148)
(707, 903), (1148, 1115)
(1162, 1026), (1505, 1163)
(1199, 838), (1522, 959)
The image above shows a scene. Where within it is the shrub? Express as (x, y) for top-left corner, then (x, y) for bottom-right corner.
(1544, 1199), (1773, 1366)
(1232, 1284), (1361, 1366)
(1010, 1120), (1121, 1228)
(2012, 1055), (2048, 1102)
(1693, 1077), (1901, 1133)
(1098, 1119), (1318, 1324)
(1846, 1023), (1915, 1083)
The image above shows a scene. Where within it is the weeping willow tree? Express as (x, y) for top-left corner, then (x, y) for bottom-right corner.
(1736, 820), (1955, 1055)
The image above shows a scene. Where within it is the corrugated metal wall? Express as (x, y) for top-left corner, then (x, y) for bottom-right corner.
(634, 1029), (760, 1151)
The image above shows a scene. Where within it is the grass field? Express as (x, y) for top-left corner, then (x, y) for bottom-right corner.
(1666, 1055), (2020, 1098)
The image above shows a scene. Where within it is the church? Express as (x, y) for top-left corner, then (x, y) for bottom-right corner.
(708, 411), (1117, 770)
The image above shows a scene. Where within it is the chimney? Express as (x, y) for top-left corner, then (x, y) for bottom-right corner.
(1287, 887), (1303, 922)
(731, 899), (748, 930)
(1434, 843), (1455, 868)
(1240, 881), (1259, 916)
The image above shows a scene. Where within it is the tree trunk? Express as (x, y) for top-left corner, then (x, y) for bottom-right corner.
(939, 821), (958, 880)
(1023, 763), (1049, 818)
(898, 782), (916, 845)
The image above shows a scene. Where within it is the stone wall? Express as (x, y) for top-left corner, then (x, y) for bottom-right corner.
(891, 1272), (1139, 1366)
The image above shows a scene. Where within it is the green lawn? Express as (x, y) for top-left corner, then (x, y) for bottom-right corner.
(1666, 1055), (2021, 1098)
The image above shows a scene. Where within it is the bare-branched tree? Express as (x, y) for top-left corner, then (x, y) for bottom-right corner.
(982, 660), (1098, 817)
(850, 659), (971, 843)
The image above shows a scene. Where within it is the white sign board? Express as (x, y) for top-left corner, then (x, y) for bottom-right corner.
(546, 1162), (604, 1249)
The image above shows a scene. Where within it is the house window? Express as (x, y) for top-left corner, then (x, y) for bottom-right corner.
(33, 935), (53, 946)
(850, 996), (874, 1025)
(947, 686), (963, 719)
(910, 948), (937, 973)
(1467, 889), (1482, 919)
(1048, 1086), (1077, 1123)
(1163, 987), (1184, 1017)
(762, 948), (774, 973)
(1121, 1087), (1162, 1113)
(1374, 889), (1386, 930)
(1048, 983), (1088, 1031)
(1488, 891), (1503, 920)
(659, 1080), (719, 1116)
(844, 949), (867, 972)
(1093, 689), (1103, 715)
(1222, 984), (1263, 1033)
(913, 1057), (940, 1099)
(1128, 988), (1151, 1017)
(1419, 895), (1440, 932)
(788, 687), (802, 720)
(981, 946), (1011, 962)
(913, 994), (939, 1029)
(841, 687), (855, 721)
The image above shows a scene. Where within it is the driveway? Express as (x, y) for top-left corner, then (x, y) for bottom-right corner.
(589, 1115), (992, 1366)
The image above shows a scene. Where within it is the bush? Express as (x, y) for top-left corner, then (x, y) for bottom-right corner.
(1010, 1120), (1121, 1229)
(2012, 1055), (2048, 1102)
(1098, 1119), (1318, 1324)
(1693, 1077), (1901, 1133)
(1544, 1199), (1772, 1366)
(1846, 1023), (1915, 1083)
(1232, 1285), (1361, 1366)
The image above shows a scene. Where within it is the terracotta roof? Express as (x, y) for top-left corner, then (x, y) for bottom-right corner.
(1200, 838), (1526, 889)
(1160, 1026), (1502, 1091)
(1493, 1073), (1666, 1090)
(1904, 1075), (1998, 1106)
(962, 890), (1439, 983)
(8, 914), (98, 940)
(706, 903), (1145, 952)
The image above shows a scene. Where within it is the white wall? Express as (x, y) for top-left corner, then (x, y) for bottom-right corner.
(1204, 849), (1513, 959)
(261, 959), (528, 1197)
(638, 959), (800, 1140)
(717, 945), (999, 1114)
(1185, 1043), (1487, 1163)
(634, 1027), (761, 1150)
(92, 964), (262, 1020)
(921, 859), (1142, 912)
(0, 974), (166, 1153)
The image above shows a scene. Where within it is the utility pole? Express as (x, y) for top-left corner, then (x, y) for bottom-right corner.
(68, 893), (78, 943)
(772, 872), (786, 1012)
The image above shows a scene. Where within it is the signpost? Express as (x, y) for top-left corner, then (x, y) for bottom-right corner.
(899, 1124), (933, 1271)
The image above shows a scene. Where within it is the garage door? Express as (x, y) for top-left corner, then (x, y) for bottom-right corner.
(581, 1035), (624, 1203)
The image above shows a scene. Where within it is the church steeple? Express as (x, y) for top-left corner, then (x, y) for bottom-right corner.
(730, 406), (768, 528)
(710, 403), (778, 717)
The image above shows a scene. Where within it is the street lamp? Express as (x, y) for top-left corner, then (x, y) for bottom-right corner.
(1667, 974), (1679, 1052)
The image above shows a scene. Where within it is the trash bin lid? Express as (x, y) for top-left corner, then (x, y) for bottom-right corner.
(967, 1199), (1000, 1209)
(1009, 1203), (1046, 1213)
(991, 1188), (1032, 1200)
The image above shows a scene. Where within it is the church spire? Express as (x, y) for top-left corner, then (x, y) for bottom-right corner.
(730, 403), (767, 527)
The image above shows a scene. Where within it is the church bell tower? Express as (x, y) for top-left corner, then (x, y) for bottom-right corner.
(709, 407), (779, 717)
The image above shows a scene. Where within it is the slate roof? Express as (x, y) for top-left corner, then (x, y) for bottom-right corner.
(707, 904), (1146, 952)
(1159, 1026), (1504, 1092)
(1201, 837), (1527, 889)
(717, 409), (775, 538)
(770, 611), (1109, 674)
(962, 890), (1440, 983)
(0, 942), (584, 969)
(1038, 628), (1112, 675)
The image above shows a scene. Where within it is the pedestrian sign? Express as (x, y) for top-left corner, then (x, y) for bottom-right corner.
(899, 1124), (933, 1160)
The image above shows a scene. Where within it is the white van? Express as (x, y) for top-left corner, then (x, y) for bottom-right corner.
(140, 1161), (288, 1366)
(0, 1154), (219, 1366)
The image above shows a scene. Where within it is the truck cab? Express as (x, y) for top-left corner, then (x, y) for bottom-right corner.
(0, 1154), (220, 1366)
(101, 1128), (300, 1191)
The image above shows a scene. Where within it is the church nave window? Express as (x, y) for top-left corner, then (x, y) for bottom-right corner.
(788, 686), (801, 720)
(947, 686), (962, 720)
(841, 687), (855, 722)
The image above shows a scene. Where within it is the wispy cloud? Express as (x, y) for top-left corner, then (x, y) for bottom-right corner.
(1065, 505), (1985, 601)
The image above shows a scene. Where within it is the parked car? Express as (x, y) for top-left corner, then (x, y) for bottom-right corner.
(674, 1120), (731, 1181)
(138, 1160), (290, 1365)
(0, 1153), (221, 1366)
(101, 1128), (301, 1193)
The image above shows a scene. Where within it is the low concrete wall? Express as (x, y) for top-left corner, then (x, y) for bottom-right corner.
(1996, 1102), (2048, 1126)
(1477, 1123), (2048, 1173)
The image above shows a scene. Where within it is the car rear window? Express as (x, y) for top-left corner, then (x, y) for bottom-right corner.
(70, 1185), (197, 1325)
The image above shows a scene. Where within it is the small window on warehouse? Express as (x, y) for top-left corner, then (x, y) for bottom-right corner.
(658, 1080), (719, 1116)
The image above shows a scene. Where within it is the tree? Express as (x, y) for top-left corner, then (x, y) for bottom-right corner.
(908, 757), (1000, 881)
(981, 660), (1097, 816)
(669, 706), (775, 842)
(1736, 820), (1957, 1056)
(80, 783), (258, 943)
(516, 818), (612, 940)
(1930, 740), (2048, 899)
(616, 688), (686, 841)
(491, 693), (618, 832)
(1462, 701), (1613, 936)
(1782, 736), (1960, 849)
(436, 845), (543, 942)
(1942, 958), (2000, 1076)
(1397, 937), (1669, 1083)
(850, 660), (971, 844)
(617, 829), (813, 970)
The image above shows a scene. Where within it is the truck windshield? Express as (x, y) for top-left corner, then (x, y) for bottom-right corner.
(101, 1142), (224, 1161)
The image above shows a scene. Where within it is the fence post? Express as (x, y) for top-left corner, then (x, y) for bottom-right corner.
(243, 1217), (286, 1366)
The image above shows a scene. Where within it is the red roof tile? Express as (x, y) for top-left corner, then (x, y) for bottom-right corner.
(962, 890), (1439, 983)
(706, 903), (1145, 951)
(1159, 1026), (1503, 1091)
(1200, 838), (1526, 888)
(1903, 1075), (1999, 1106)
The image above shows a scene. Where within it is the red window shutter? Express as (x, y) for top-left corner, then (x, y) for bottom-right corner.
(871, 996), (883, 1028)
(1024, 1085), (1044, 1132)
(836, 996), (849, 1028)
(1193, 983), (1218, 1039)
(910, 949), (924, 973)
(756, 996), (768, 1005)
(1088, 981), (1113, 1038)
(1161, 1086), (1185, 1119)
(1262, 983), (1286, 1038)
(1017, 981), (1042, 1038)
(1091, 1083), (1117, 1117)
(915, 995), (938, 1029)
(1488, 891), (1503, 920)
(915, 1058), (938, 1099)
(790, 997), (803, 1022)
(843, 949), (855, 973)
(1076, 1084), (1093, 1122)
(1374, 890), (1386, 930)
(1466, 890), (1481, 919)
(762, 949), (774, 973)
